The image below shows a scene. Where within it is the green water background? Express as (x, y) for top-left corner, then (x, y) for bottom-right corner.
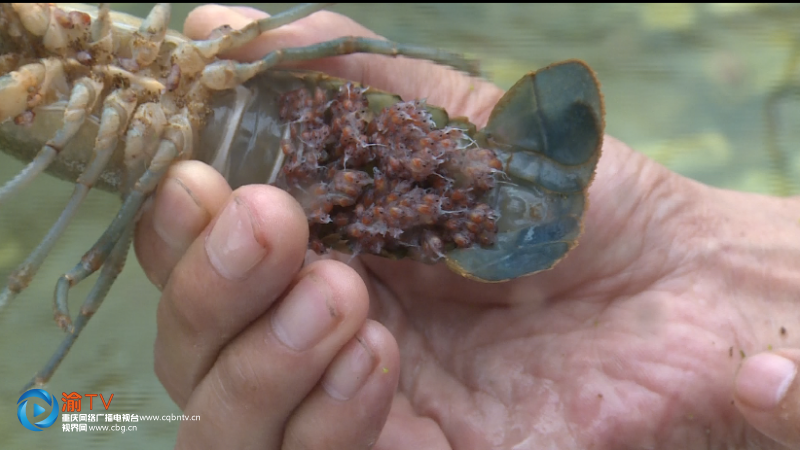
(1, 3), (799, 448)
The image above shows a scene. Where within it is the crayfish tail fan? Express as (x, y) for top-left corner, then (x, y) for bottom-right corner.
(446, 60), (605, 282)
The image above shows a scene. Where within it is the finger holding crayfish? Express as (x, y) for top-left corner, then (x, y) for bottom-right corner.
(0, 2), (603, 389)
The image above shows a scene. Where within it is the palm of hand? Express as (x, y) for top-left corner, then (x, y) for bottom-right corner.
(348, 140), (797, 449)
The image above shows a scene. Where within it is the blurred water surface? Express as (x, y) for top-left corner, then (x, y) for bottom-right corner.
(1, 3), (799, 448)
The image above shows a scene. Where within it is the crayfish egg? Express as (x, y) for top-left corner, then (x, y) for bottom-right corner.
(273, 83), (503, 263)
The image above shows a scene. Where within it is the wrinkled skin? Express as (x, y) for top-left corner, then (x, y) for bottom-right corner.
(133, 6), (800, 449)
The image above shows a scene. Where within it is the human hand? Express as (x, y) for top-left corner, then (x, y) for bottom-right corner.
(134, 5), (800, 449)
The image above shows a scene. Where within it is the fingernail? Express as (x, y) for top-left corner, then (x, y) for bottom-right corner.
(271, 276), (337, 351)
(205, 198), (267, 279)
(154, 178), (205, 250)
(736, 353), (797, 410)
(323, 337), (376, 401)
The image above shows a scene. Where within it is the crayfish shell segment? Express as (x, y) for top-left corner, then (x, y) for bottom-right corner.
(446, 60), (605, 282)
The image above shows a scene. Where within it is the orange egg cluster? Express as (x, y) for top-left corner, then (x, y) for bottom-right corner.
(274, 83), (502, 262)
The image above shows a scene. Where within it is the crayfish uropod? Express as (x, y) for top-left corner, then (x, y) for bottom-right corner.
(0, 2), (604, 389)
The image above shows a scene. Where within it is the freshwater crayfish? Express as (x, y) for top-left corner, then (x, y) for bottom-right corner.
(0, 3), (604, 389)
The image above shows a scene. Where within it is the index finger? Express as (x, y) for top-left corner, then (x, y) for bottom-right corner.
(183, 5), (504, 126)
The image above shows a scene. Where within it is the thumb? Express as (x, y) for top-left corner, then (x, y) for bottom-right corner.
(734, 349), (800, 447)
